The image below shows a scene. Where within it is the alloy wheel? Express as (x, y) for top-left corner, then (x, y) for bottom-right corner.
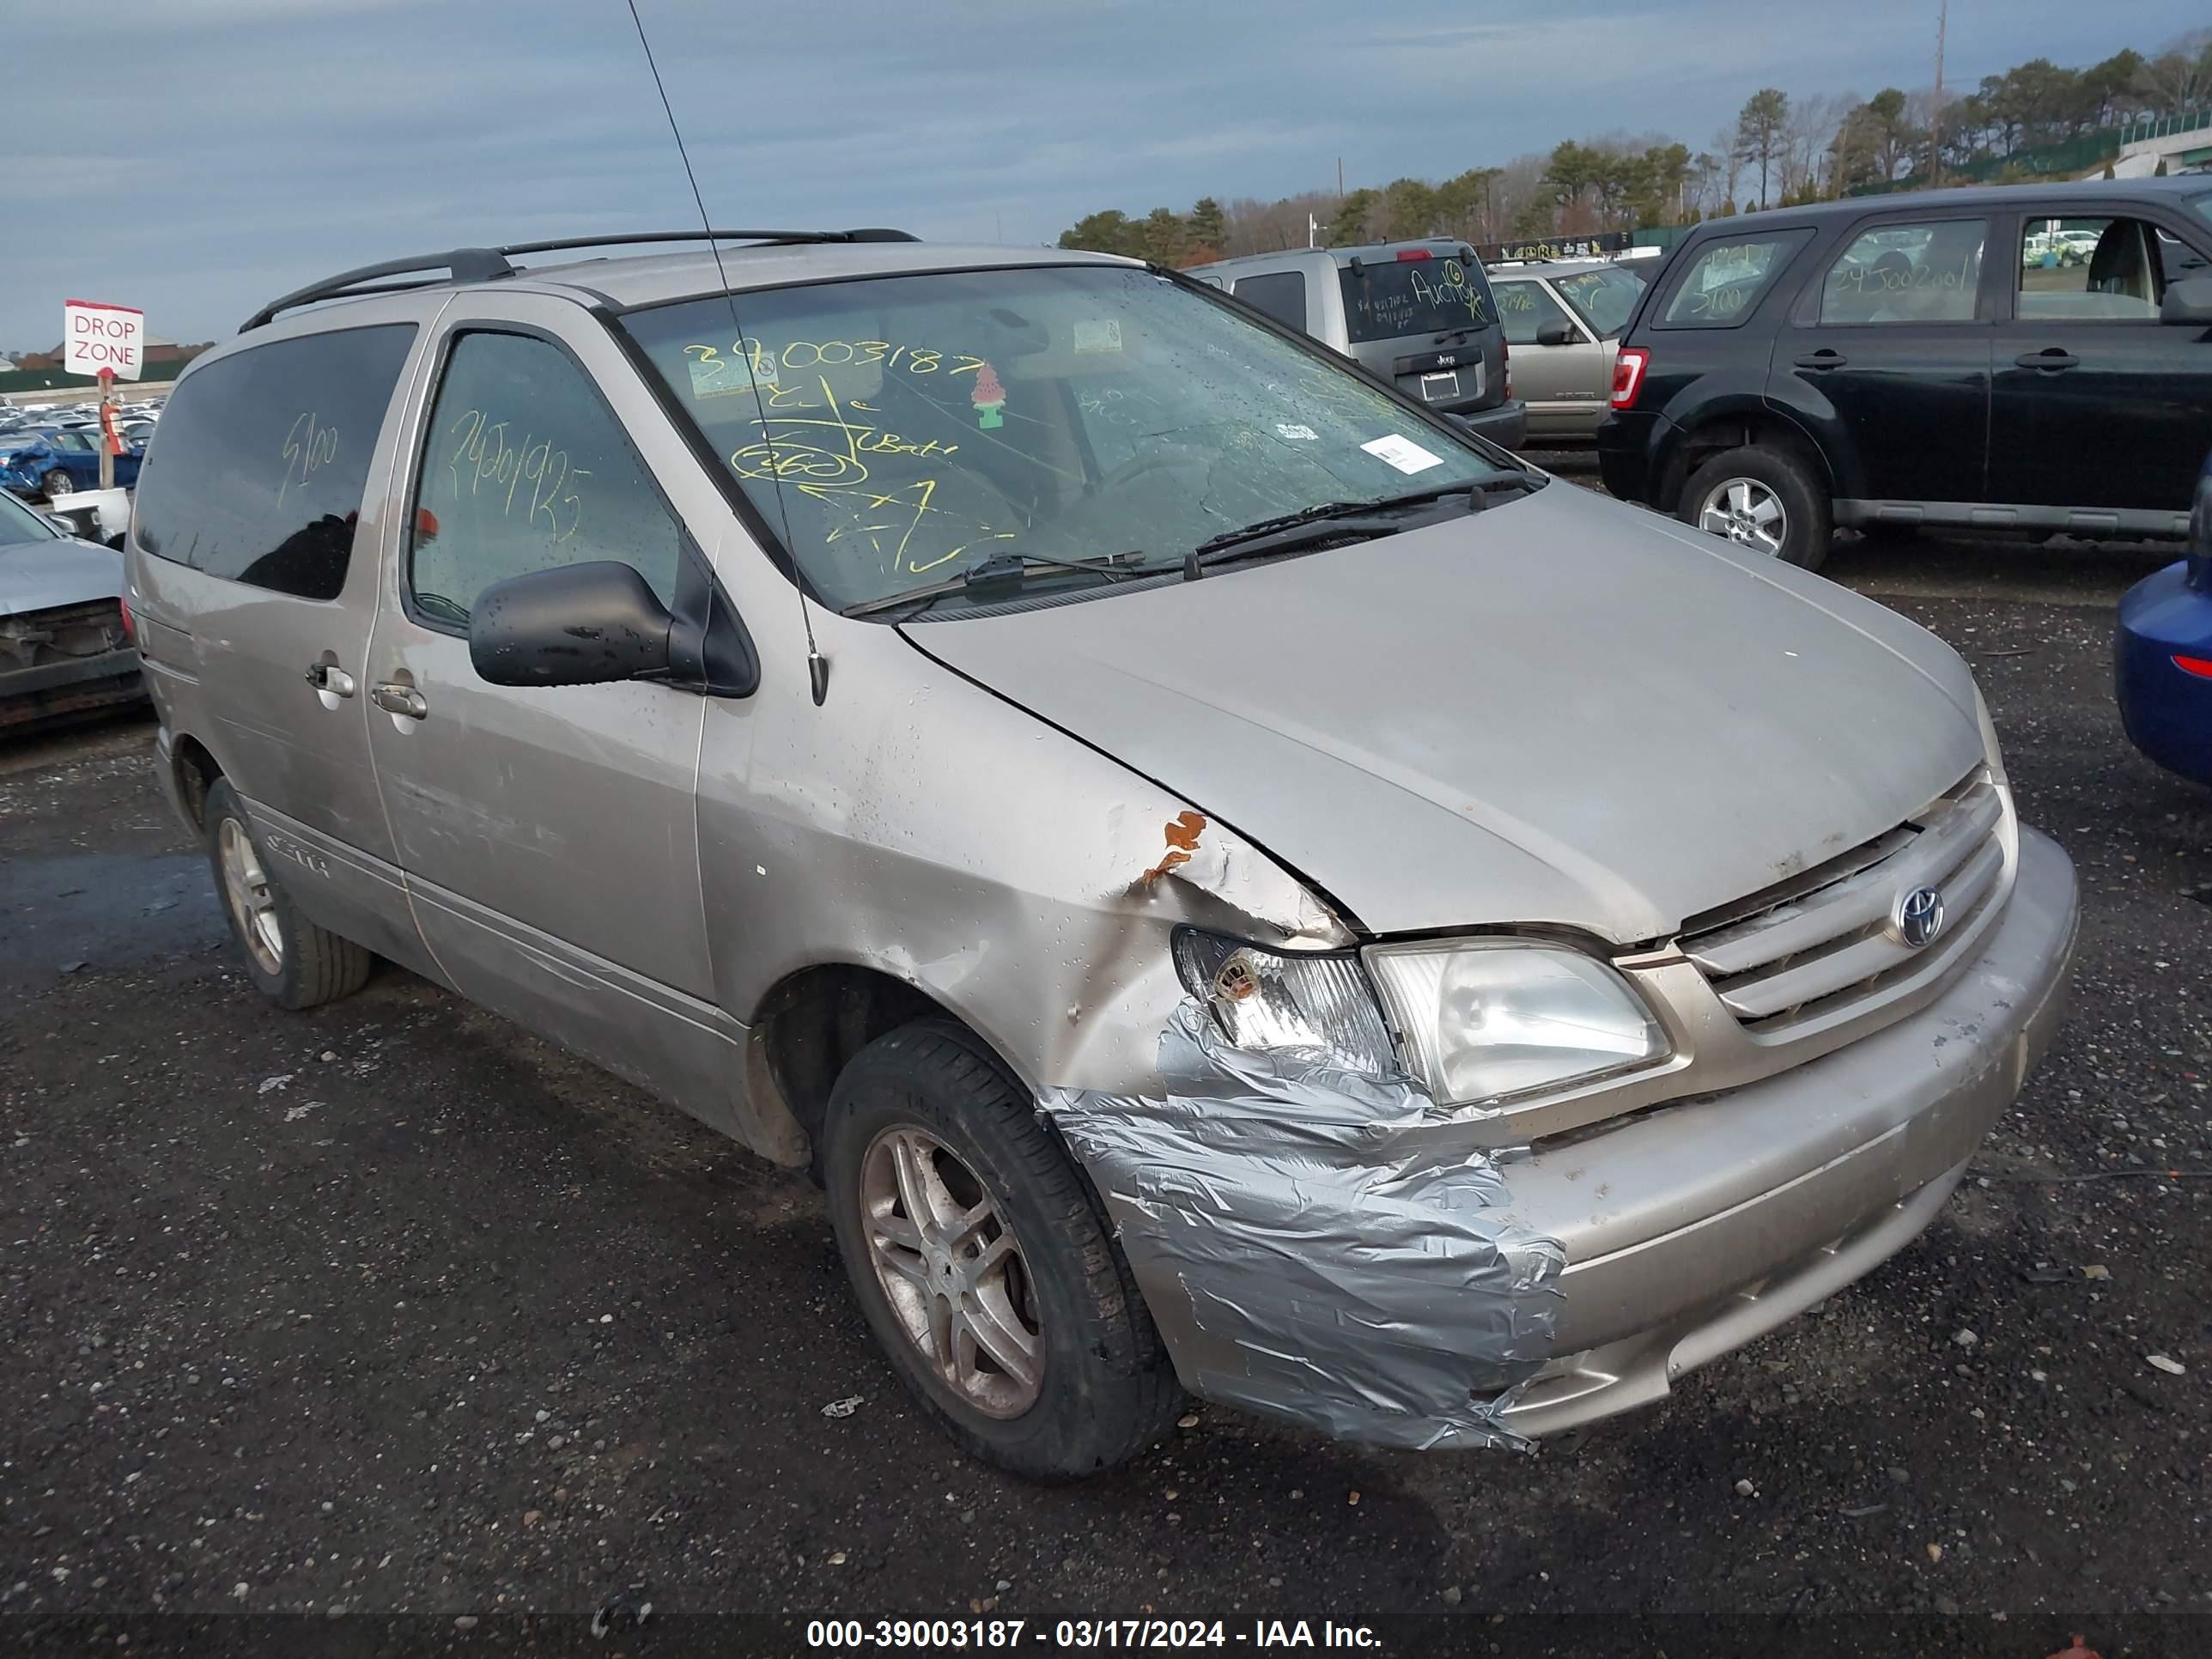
(1698, 477), (1789, 556)
(218, 817), (284, 976)
(859, 1125), (1042, 1419)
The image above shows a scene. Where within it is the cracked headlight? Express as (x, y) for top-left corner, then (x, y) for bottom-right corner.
(1173, 930), (1396, 1074)
(1364, 939), (1667, 1107)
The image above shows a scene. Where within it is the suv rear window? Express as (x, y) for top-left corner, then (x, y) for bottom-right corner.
(1660, 234), (1803, 328)
(1340, 252), (1494, 343)
(134, 324), (416, 600)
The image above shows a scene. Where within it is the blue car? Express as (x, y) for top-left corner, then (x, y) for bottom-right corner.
(0, 427), (143, 502)
(2116, 453), (2212, 786)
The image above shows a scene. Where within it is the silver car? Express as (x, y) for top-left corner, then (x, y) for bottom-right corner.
(1, 488), (143, 729)
(128, 232), (2076, 1480)
(1490, 258), (1650, 441)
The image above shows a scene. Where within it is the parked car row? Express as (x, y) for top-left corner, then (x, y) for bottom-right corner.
(0, 424), (143, 501)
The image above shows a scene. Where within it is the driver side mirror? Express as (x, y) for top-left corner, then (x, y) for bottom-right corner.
(469, 561), (672, 689)
(1535, 321), (1577, 347)
(2161, 275), (2212, 326)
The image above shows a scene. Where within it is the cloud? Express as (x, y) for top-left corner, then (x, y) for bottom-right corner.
(0, 0), (2174, 346)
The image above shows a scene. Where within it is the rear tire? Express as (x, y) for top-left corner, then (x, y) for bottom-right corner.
(204, 778), (373, 1011)
(1680, 444), (1832, 571)
(823, 1019), (1184, 1481)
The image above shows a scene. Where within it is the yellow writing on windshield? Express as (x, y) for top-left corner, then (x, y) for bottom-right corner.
(730, 373), (1011, 575)
(682, 337), (988, 399)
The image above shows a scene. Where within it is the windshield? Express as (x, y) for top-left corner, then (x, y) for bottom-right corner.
(0, 489), (61, 542)
(1550, 266), (1646, 338)
(1338, 252), (1495, 343)
(621, 264), (1518, 614)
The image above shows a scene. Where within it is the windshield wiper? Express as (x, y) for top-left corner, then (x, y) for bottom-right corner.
(1182, 476), (1540, 578)
(843, 550), (1145, 620)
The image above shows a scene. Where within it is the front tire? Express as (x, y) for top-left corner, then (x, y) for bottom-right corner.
(204, 778), (373, 1011)
(823, 1020), (1183, 1481)
(41, 470), (74, 502)
(1680, 444), (1832, 570)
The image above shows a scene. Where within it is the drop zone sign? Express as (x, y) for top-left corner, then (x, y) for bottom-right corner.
(64, 300), (144, 381)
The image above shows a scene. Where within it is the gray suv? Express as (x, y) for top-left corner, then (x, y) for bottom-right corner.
(1187, 241), (1527, 449)
(129, 230), (2075, 1480)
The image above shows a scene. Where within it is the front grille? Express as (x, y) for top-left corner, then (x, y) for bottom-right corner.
(1678, 770), (2007, 1037)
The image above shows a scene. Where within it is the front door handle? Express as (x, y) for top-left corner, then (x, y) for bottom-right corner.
(1793, 349), (1848, 370)
(304, 663), (356, 698)
(2016, 348), (2079, 370)
(370, 683), (428, 720)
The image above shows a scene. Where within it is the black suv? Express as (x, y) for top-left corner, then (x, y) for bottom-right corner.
(1596, 177), (2212, 568)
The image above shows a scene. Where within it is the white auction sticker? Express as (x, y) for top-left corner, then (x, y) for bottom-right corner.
(1274, 423), (1318, 441)
(1073, 319), (1123, 353)
(1360, 434), (1445, 474)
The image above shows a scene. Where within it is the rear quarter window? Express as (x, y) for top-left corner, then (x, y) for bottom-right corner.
(134, 323), (417, 600)
(1657, 232), (1811, 329)
(1231, 270), (1309, 331)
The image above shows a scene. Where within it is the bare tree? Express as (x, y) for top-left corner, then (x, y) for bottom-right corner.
(1781, 93), (1850, 198)
(2136, 27), (2212, 113)
(1712, 124), (1744, 210)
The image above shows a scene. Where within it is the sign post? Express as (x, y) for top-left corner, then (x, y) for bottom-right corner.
(97, 369), (117, 491)
(64, 301), (142, 495)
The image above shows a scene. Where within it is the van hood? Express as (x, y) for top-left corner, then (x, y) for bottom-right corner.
(906, 480), (1986, 943)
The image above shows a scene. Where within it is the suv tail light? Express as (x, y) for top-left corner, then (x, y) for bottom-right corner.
(1500, 337), (1512, 398)
(1610, 347), (1650, 410)
(118, 593), (135, 642)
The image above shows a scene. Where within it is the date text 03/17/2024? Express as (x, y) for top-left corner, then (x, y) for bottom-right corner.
(804, 1620), (1383, 1650)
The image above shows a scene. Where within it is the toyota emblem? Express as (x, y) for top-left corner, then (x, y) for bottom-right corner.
(1895, 885), (1945, 950)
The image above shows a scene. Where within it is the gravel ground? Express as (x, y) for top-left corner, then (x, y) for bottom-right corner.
(3, 483), (2208, 1655)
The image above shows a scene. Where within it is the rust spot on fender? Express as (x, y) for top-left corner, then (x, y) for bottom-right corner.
(1136, 811), (1207, 885)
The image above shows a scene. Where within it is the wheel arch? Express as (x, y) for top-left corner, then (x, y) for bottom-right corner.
(746, 961), (1014, 1175)
(169, 732), (223, 831)
(1657, 405), (1839, 516)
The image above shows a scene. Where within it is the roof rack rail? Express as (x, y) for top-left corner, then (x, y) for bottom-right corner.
(238, 228), (921, 332)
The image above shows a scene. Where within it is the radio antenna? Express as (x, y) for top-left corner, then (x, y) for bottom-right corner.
(624, 0), (828, 705)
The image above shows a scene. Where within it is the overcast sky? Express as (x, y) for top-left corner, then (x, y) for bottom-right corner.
(1, 0), (2193, 349)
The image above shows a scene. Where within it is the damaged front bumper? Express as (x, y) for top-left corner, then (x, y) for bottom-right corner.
(0, 602), (144, 730)
(1045, 826), (2077, 1450)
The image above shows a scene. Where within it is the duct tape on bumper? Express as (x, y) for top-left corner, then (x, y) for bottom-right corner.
(1039, 1003), (1564, 1450)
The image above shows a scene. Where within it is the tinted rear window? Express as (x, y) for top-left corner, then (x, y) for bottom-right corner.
(1231, 270), (1308, 331)
(1659, 234), (1807, 328)
(134, 324), (416, 600)
(1340, 252), (1494, 343)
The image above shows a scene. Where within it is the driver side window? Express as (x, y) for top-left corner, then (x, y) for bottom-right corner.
(408, 331), (683, 630)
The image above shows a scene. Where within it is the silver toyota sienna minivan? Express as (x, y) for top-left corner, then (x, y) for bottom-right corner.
(127, 231), (2077, 1480)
